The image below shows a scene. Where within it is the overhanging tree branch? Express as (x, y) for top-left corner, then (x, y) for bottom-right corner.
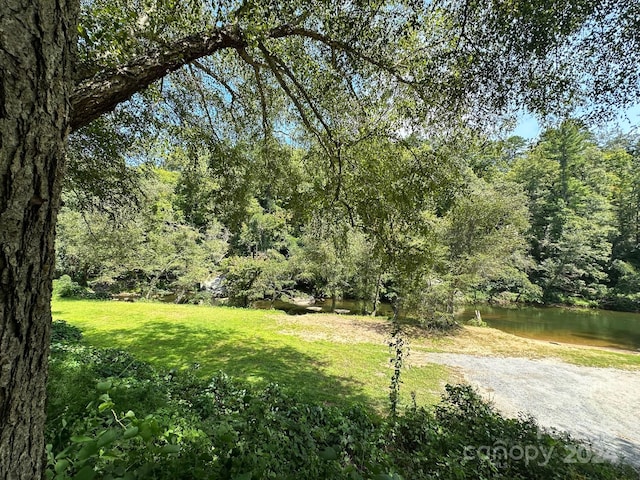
(269, 26), (417, 88)
(262, 46), (337, 147)
(186, 64), (222, 143)
(192, 60), (243, 108)
(234, 47), (270, 140)
(70, 26), (244, 131)
(190, 60), (247, 131)
(255, 42), (332, 156)
(70, 23), (421, 134)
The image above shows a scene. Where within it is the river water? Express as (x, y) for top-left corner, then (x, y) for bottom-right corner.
(457, 305), (640, 352)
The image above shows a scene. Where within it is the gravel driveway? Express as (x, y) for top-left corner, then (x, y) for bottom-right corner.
(420, 353), (640, 468)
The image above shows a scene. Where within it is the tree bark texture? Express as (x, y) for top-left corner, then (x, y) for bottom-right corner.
(0, 0), (77, 478)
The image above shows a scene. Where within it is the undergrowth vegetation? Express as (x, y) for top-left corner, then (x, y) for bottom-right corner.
(46, 320), (637, 479)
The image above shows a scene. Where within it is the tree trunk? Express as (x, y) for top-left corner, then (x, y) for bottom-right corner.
(0, 1), (77, 478)
(446, 288), (455, 314)
(371, 272), (382, 317)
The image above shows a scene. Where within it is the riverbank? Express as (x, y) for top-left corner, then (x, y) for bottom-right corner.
(419, 324), (640, 369)
(246, 296), (640, 351)
(275, 309), (640, 369)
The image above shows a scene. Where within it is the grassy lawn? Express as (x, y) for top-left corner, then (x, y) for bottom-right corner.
(52, 299), (640, 410)
(51, 299), (449, 410)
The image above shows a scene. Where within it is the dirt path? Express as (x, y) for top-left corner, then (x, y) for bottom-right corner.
(417, 353), (640, 468)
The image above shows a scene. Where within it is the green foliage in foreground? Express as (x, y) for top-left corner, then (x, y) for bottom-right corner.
(46, 321), (637, 480)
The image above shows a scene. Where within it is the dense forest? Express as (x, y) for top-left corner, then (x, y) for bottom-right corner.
(56, 120), (640, 317)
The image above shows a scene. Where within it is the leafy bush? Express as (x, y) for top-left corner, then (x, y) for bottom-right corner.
(601, 293), (640, 312)
(53, 275), (86, 298)
(47, 340), (391, 480)
(466, 310), (488, 327)
(219, 254), (296, 307)
(183, 290), (215, 305)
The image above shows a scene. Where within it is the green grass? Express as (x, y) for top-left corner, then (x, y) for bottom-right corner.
(51, 299), (448, 410)
(554, 346), (640, 368)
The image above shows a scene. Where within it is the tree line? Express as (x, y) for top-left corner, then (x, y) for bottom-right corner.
(55, 120), (640, 318)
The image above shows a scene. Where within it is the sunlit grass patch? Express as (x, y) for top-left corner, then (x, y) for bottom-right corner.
(53, 298), (640, 415)
(52, 299), (448, 409)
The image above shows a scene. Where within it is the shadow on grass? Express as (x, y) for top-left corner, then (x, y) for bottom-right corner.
(84, 321), (372, 407)
(347, 314), (456, 341)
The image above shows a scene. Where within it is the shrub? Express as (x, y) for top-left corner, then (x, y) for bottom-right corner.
(53, 275), (86, 298)
(601, 293), (640, 312)
(219, 254), (296, 307)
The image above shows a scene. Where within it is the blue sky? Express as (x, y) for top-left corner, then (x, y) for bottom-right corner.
(513, 104), (640, 140)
